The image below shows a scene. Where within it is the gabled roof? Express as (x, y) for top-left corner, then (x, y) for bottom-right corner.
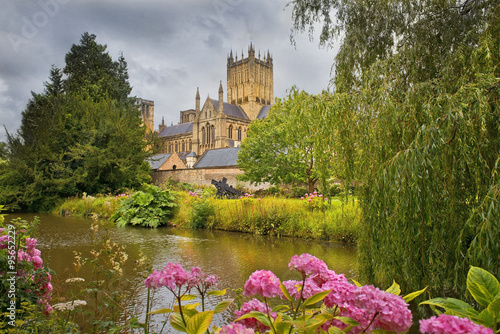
(159, 122), (193, 137)
(257, 105), (271, 119)
(194, 147), (240, 168)
(147, 153), (171, 170)
(210, 99), (249, 120)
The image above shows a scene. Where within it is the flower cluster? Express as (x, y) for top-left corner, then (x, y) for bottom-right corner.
(301, 191), (328, 211)
(144, 262), (220, 298)
(243, 270), (281, 298)
(114, 193), (129, 199)
(52, 300), (87, 312)
(0, 230), (53, 315)
(419, 315), (494, 334)
(234, 298), (276, 333)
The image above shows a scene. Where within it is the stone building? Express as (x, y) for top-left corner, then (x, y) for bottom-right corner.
(158, 43), (273, 158)
(136, 98), (155, 133)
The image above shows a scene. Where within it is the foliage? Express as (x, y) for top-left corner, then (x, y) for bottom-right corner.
(187, 192), (215, 229)
(237, 88), (349, 193)
(287, 0), (500, 300)
(0, 215), (53, 331)
(0, 32), (152, 212)
(112, 184), (178, 228)
(53, 193), (127, 219)
(173, 194), (360, 243)
(420, 266), (499, 333)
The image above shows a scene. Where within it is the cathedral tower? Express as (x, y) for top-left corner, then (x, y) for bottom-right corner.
(227, 42), (273, 120)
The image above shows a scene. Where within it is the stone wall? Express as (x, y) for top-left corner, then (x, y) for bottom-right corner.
(151, 167), (269, 191)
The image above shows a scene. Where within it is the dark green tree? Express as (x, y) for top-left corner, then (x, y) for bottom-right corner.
(0, 33), (151, 211)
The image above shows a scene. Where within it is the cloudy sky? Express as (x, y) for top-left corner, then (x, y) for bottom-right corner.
(0, 0), (338, 142)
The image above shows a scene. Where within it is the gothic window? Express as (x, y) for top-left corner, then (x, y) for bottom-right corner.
(211, 125), (215, 144)
(168, 143), (172, 153)
(237, 127), (242, 141)
(245, 69), (248, 82)
(202, 127), (205, 145)
(182, 140), (185, 152)
(189, 140), (192, 151)
(206, 123), (211, 144)
(228, 125), (233, 139)
(175, 141), (179, 152)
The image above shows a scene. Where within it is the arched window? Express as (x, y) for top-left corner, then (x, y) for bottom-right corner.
(181, 140), (185, 152)
(189, 140), (192, 151)
(202, 127), (205, 145)
(211, 125), (215, 144)
(175, 141), (179, 152)
(228, 125), (233, 139)
(237, 127), (242, 141)
(206, 123), (211, 144)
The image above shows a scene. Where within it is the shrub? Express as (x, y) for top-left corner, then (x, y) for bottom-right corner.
(111, 184), (177, 228)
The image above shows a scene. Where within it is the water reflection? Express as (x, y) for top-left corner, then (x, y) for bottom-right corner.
(9, 213), (357, 327)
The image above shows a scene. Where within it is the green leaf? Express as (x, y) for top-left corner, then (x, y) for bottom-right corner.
(272, 304), (290, 313)
(334, 316), (360, 327)
(235, 311), (273, 328)
(478, 308), (495, 328)
(170, 312), (187, 332)
(467, 266), (500, 308)
(487, 295), (500, 314)
(207, 289), (227, 296)
(351, 279), (363, 287)
(303, 290), (331, 307)
(371, 330), (397, 334)
(148, 308), (173, 315)
(403, 286), (428, 303)
(328, 327), (344, 334)
(181, 294), (197, 301)
(420, 298), (480, 320)
(385, 280), (401, 296)
(186, 310), (214, 334)
(275, 320), (292, 334)
(213, 299), (233, 314)
(174, 303), (200, 318)
(280, 281), (293, 303)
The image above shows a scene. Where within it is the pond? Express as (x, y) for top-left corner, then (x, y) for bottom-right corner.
(8, 213), (358, 329)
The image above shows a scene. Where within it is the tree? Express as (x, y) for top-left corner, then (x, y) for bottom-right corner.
(238, 88), (346, 193)
(0, 33), (151, 211)
(287, 0), (500, 300)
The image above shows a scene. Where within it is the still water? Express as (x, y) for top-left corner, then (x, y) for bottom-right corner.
(8, 213), (357, 327)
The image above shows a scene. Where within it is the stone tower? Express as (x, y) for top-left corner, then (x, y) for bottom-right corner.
(227, 42), (273, 120)
(136, 98), (155, 133)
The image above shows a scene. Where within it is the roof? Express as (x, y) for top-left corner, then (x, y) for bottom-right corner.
(194, 147), (241, 168)
(159, 122), (193, 137)
(147, 153), (171, 170)
(210, 99), (249, 120)
(257, 105), (271, 119)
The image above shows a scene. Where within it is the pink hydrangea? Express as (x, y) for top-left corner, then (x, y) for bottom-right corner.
(288, 253), (328, 279)
(220, 323), (255, 334)
(235, 298), (276, 332)
(0, 234), (8, 249)
(243, 270), (281, 298)
(420, 315), (493, 334)
(32, 256), (43, 269)
(26, 237), (37, 250)
(189, 267), (220, 293)
(282, 278), (322, 300)
(144, 262), (191, 293)
(323, 281), (412, 334)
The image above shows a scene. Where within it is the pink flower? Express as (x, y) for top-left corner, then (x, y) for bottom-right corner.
(235, 299), (276, 332)
(420, 315), (493, 334)
(288, 253), (328, 279)
(32, 256), (43, 269)
(0, 235), (8, 248)
(220, 323), (255, 334)
(189, 267), (219, 293)
(244, 270), (281, 298)
(301, 197), (304, 200)
(144, 262), (191, 293)
(26, 237), (37, 250)
(282, 278), (322, 300)
(308, 198), (312, 202)
(323, 281), (412, 333)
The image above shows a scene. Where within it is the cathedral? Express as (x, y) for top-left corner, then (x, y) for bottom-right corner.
(154, 43), (274, 158)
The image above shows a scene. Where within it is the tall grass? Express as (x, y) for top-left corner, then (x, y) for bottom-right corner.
(54, 193), (126, 219)
(173, 195), (360, 243)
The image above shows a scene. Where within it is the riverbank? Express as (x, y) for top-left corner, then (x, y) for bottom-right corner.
(54, 191), (360, 243)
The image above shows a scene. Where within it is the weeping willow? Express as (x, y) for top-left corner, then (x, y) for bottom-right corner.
(354, 35), (500, 299)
